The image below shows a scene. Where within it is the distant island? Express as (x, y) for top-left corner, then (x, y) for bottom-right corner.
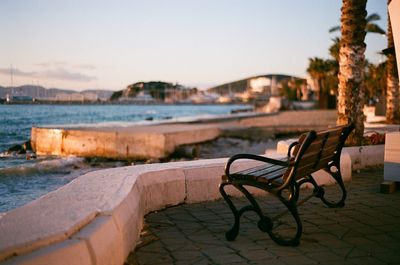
(110, 81), (197, 103)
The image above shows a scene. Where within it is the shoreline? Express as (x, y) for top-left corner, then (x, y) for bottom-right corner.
(0, 101), (252, 106)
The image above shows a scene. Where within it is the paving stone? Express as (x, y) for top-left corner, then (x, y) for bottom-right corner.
(133, 251), (174, 265)
(343, 236), (379, 247)
(171, 250), (205, 262)
(135, 241), (166, 254)
(374, 224), (400, 233)
(345, 224), (382, 237)
(250, 258), (286, 265)
(373, 251), (400, 263)
(329, 247), (354, 257)
(391, 231), (400, 240)
(295, 241), (328, 253)
(304, 251), (344, 262)
(365, 233), (398, 243)
(320, 260), (359, 265)
(346, 247), (371, 258)
(225, 238), (265, 251)
(347, 256), (387, 265)
(319, 223), (351, 238)
(205, 253), (247, 264)
(237, 248), (276, 261)
(379, 241), (400, 251)
(276, 254), (318, 264)
(190, 257), (214, 265)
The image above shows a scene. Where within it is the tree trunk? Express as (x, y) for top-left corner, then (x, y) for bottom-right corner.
(336, 0), (367, 145)
(386, 0), (400, 124)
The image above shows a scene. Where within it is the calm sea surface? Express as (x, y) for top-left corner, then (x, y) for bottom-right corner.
(0, 104), (250, 212)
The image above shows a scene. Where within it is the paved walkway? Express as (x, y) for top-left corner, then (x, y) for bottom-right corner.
(127, 168), (400, 265)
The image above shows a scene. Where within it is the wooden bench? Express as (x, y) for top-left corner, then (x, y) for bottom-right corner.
(219, 123), (354, 246)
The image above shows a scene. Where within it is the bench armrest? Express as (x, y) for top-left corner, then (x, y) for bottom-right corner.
(287, 141), (299, 157)
(225, 153), (289, 177)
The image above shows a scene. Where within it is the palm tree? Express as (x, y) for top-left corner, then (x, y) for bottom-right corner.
(329, 37), (341, 63)
(329, 13), (385, 35)
(386, 0), (400, 123)
(307, 56), (338, 108)
(330, 11), (386, 108)
(336, 0), (368, 145)
(364, 61), (386, 101)
(307, 57), (327, 100)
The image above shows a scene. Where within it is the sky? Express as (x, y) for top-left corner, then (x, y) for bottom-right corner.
(0, 0), (388, 91)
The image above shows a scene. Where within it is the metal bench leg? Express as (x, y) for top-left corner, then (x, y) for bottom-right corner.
(268, 202), (302, 246)
(235, 184), (273, 234)
(219, 182), (243, 241)
(219, 182), (273, 241)
(220, 181), (302, 246)
(317, 166), (346, 208)
(300, 174), (325, 198)
(267, 188), (302, 246)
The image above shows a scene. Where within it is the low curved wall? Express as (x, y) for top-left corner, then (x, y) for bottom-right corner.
(0, 145), (378, 265)
(0, 157), (263, 265)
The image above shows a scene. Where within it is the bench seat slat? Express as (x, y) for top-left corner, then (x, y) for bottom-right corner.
(231, 164), (288, 183)
(251, 164), (287, 178)
(296, 146), (338, 167)
(238, 163), (277, 175)
(291, 129), (342, 157)
(295, 154), (336, 178)
(305, 136), (340, 153)
(315, 127), (344, 136)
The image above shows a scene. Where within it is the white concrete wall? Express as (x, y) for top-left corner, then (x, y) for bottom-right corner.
(389, 0), (400, 75)
(384, 132), (400, 182)
(0, 158), (256, 264)
(344, 145), (385, 170)
(0, 146), (375, 264)
(31, 125), (221, 160)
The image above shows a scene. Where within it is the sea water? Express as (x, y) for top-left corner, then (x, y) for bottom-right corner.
(0, 104), (250, 212)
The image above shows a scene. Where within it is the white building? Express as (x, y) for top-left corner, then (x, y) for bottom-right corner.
(83, 92), (99, 102)
(55, 93), (84, 102)
(248, 77), (271, 94)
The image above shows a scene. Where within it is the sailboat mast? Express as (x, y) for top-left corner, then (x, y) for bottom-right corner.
(10, 64), (14, 95)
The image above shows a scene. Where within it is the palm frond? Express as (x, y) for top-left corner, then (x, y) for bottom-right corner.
(366, 13), (381, 23)
(366, 24), (386, 35)
(329, 25), (341, 33)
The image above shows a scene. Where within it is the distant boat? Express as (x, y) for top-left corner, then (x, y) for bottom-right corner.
(6, 95), (34, 103)
(218, 93), (236, 103)
(188, 92), (219, 103)
(118, 91), (156, 103)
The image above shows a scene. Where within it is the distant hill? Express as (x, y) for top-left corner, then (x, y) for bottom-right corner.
(0, 85), (114, 100)
(207, 74), (304, 95)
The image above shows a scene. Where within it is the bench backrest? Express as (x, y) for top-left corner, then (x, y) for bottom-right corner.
(284, 123), (354, 182)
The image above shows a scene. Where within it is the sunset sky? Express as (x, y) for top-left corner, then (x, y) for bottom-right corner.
(0, 0), (387, 91)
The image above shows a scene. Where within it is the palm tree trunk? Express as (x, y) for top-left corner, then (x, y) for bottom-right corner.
(336, 0), (367, 145)
(386, 0), (400, 124)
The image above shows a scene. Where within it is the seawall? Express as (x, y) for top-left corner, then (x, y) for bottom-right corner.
(31, 110), (337, 160)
